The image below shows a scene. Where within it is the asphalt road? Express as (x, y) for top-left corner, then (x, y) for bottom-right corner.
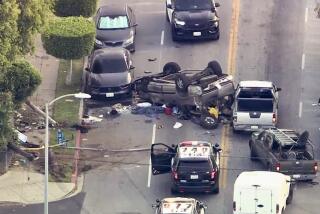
(2, 0), (320, 213)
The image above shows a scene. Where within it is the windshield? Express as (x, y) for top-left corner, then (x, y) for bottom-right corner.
(175, 0), (213, 11)
(98, 15), (129, 29)
(92, 58), (127, 74)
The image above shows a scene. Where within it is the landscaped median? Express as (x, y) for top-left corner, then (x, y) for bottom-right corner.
(49, 58), (84, 183)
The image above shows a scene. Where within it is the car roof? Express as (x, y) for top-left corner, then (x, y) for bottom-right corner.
(98, 5), (128, 16)
(234, 171), (290, 190)
(239, 80), (273, 88)
(177, 141), (212, 160)
(92, 48), (128, 60)
(161, 197), (196, 214)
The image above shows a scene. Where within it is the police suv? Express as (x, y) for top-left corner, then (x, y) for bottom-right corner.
(151, 141), (221, 194)
(153, 197), (207, 214)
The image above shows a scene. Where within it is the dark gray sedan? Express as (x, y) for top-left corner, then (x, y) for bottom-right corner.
(84, 48), (134, 99)
(94, 4), (137, 52)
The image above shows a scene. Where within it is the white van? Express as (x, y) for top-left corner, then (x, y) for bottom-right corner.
(232, 81), (281, 131)
(233, 171), (294, 214)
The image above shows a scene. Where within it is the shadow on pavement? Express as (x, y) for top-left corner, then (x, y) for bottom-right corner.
(0, 192), (86, 214)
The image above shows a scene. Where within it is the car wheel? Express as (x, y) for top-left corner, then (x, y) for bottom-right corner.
(163, 62), (181, 75)
(171, 186), (178, 194)
(215, 32), (220, 40)
(136, 77), (151, 92)
(171, 27), (179, 41)
(200, 113), (219, 129)
(250, 144), (258, 161)
(286, 188), (293, 204)
(207, 60), (223, 77)
(175, 73), (190, 96)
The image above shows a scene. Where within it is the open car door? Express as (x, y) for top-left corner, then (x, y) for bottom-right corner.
(151, 143), (176, 175)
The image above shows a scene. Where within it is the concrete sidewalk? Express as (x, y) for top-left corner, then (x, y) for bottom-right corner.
(27, 35), (59, 107)
(0, 168), (83, 204)
(0, 35), (83, 204)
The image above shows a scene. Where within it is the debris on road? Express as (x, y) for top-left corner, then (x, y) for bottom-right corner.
(148, 57), (157, 61)
(173, 122), (183, 129)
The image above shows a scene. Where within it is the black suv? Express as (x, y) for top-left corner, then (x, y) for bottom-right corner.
(151, 141), (221, 194)
(166, 0), (220, 41)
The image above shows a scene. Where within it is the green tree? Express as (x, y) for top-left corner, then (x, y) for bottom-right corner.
(0, 1), (20, 70)
(16, 0), (52, 54)
(0, 92), (14, 150)
(2, 60), (41, 106)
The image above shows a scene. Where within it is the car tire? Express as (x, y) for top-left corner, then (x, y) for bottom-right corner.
(215, 32), (220, 40)
(175, 73), (190, 96)
(207, 60), (223, 77)
(171, 186), (178, 194)
(163, 62), (181, 75)
(250, 144), (258, 161)
(286, 188), (293, 204)
(136, 77), (151, 92)
(200, 113), (219, 129)
(171, 27), (179, 42)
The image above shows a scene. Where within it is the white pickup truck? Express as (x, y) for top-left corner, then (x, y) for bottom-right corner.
(232, 81), (281, 131)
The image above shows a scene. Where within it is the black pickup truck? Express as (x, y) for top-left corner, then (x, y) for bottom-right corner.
(249, 128), (318, 181)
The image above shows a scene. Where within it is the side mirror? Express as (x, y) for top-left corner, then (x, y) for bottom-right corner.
(214, 143), (222, 152)
(171, 144), (175, 148)
(130, 65), (135, 70)
(276, 87), (282, 92)
(85, 67), (90, 72)
(131, 23), (138, 27)
(214, 2), (221, 7)
(167, 3), (172, 9)
(200, 202), (208, 209)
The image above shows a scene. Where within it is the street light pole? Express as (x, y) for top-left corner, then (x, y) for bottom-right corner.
(44, 103), (49, 214)
(44, 93), (90, 214)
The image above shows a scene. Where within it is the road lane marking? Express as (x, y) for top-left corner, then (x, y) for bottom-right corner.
(301, 53), (305, 70)
(227, 0), (240, 77)
(158, 30), (164, 72)
(305, 8), (309, 23)
(220, 126), (226, 188)
(160, 30), (164, 46)
(299, 101), (303, 118)
(147, 124), (157, 188)
(221, 0), (240, 189)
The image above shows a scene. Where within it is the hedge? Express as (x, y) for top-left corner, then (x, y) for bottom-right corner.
(42, 17), (95, 59)
(54, 0), (98, 17)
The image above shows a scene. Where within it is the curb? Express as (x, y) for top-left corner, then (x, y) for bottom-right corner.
(71, 56), (87, 192)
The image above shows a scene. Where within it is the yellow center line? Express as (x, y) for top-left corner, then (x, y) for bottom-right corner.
(221, 0), (240, 189)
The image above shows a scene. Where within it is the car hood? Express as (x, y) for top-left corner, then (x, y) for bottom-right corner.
(90, 72), (131, 87)
(96, 28), (131, 42)
(175, 10), (213, 24)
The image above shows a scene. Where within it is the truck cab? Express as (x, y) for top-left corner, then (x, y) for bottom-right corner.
(232, 81), (281, 132)
(233, 171), (294, 214)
